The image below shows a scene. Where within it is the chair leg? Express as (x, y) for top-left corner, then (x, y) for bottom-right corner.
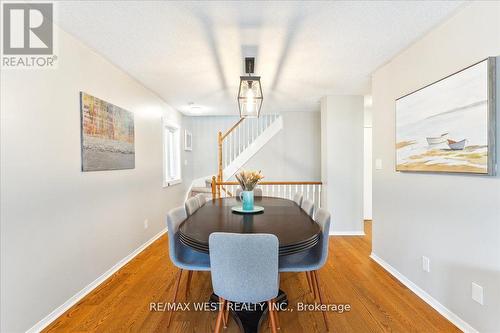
(313, 271), (329, 332)
(273, 299), (281, 330)
(267, 300), (278, 333)
(223, 300), (230, 328)
(167, 269), (183, 328)
(310, 271), (318, 300)
(185, 270), (193, 299)
(305, 271), (313, 293)
(267, 299), (280, 330)
(214, 298), (226, 333)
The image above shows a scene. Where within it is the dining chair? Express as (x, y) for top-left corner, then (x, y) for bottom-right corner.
(195, 193), (207, 207)
(301, 199), (315, 217)
(293, 192), (303, 206)
(278, 208), (331, 331)
(209, 233), (280, 333)
(166, 206), (211, 327)
(234, 187), (263, 197)
(185, 196), (200, 216)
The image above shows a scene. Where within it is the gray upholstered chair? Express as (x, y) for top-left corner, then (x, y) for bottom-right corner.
(301, 199), (315, 217)
(185, 197), (200, 216)
(278, 208), (331, 331)
(166, 206), (210, 327)
(209, 233), (280, 333)
(195, 193), (207, 207)
(235, 187), (263, 198)
(293, 192), (303, 206)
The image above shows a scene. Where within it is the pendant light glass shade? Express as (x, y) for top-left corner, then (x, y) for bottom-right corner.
(238, 76), (263, 118)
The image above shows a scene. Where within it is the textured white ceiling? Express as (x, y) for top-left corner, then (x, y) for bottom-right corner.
(55, 1), (464, 115)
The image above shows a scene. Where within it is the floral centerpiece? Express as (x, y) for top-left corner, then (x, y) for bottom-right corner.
(235, 170), (264, 211)
(235, 170), (264, 191)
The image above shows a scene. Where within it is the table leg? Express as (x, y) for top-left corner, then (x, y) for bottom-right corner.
(209, 290), (287, 333)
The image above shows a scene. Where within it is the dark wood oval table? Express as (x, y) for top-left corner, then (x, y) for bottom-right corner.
(178, 196), (321, 333)
(178, 196), (321, 256)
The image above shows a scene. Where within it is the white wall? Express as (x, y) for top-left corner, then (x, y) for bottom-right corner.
(188, 112), (321, 181)
(372, 2), (500, 332)
(0, 27), (189, 332)
(321, 96), (364, 234)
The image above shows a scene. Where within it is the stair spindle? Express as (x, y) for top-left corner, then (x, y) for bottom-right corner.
(312, 185), (316, 208)
(232, 131), (235, 162)
(238, 127), (241, 155)
(252, 119), (256, 142)
(247, 120), (250, 148)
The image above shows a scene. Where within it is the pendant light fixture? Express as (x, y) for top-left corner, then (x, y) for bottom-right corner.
(238, 57), (263, 118)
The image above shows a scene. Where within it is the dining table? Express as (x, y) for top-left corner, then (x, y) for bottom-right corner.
(178, 196), (321, 333)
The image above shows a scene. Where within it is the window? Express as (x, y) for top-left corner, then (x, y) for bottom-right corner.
(163, 119), (181, 186)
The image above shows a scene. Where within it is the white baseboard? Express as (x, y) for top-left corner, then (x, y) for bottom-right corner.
(26, 228), (167, 333)
(329, 230), (365, 236)
(370, 253), (478, 333)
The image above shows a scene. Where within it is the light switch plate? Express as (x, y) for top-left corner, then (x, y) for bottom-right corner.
(375, 158), (383, 170)
(472, 282), (484, 305)
(422, 256), (430, 272)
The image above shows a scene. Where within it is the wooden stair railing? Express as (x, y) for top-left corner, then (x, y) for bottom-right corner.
(217, 118), (244, 185)
(211, 177), (323, 207)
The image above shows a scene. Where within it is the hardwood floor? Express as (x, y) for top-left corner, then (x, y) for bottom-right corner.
(44, 221), (460, 332)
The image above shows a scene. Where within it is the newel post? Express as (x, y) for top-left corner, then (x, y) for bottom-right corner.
(211, 176), (217, 200)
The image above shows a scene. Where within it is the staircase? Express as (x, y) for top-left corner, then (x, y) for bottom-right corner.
(187, 114), (283, 199)
(219, 114), (283, 181)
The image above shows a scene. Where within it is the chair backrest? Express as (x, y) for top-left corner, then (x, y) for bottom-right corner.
(185, 197), (200, 216)
(293, 192), (303, 206)
(314, 208), (331, 268)
(195, 193), (207, 207)
(301, 199), (315, 217)
(209, 233), (279, 303)
(235, 187), (263, 197)
(166, 206), (187, 265)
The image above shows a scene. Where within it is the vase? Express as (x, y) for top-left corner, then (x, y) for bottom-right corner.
(239, 190), (255, 211)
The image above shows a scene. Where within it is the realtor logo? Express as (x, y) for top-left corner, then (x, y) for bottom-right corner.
(3, 3), (53, 54)
(2, 2), (56, 68)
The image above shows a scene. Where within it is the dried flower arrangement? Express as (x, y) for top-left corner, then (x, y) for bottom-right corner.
(235, 170), (264, 191)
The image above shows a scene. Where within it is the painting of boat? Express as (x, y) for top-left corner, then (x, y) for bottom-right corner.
(395, 57), (496, 175)
(447, 139), (466, 150)
(426, 133), (448, 145)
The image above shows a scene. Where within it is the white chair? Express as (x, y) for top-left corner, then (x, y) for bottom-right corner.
(293, 192), (303, 206)
(301, 199), (315, 217)
(278, 208), (331, 331)
(165, 206), (210, 327)
(185, 197), (200, 216)
(195, 193), (207, 207)
(209, 233), (280, 333)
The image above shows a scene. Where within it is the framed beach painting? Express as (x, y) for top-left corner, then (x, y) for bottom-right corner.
(396, 57), (496, 175)
(80, 92), (135, 171)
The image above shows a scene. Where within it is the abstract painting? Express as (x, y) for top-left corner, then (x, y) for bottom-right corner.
(80, 92), (135, 171)
(396, 58), (496, 175)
